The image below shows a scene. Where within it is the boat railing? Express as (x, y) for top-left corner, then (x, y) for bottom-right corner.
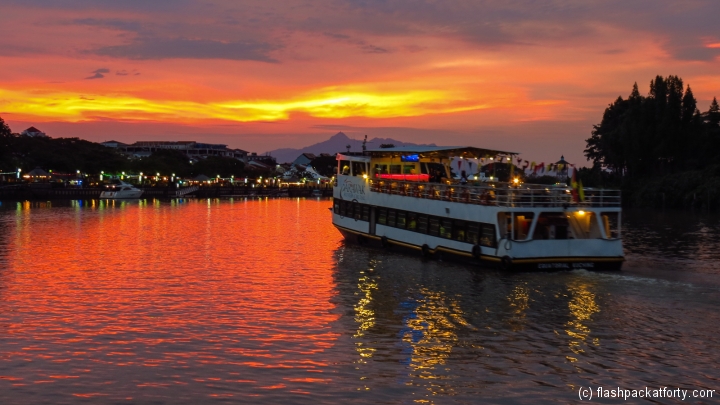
(368, 180), (621, 208)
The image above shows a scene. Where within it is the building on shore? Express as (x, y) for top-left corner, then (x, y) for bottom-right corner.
(21, 127), (48, 138)
(246, 152), (278, 171)
(101, 140), (249, 162)
(291, 153), (317, 167)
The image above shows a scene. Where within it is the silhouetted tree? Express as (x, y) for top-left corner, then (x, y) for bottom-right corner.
(585, 75), (714, 178)
(0, 115), (11, 137)
(705, 97), (720, 127)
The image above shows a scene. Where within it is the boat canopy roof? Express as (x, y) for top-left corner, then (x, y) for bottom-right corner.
(364, 145), (518, 159)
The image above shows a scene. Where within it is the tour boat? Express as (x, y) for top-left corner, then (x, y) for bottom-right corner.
(331, 146), (623, 270)
(99, 181), (143, 199)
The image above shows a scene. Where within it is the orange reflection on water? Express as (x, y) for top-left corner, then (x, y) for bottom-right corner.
(0, 198), (343, 401)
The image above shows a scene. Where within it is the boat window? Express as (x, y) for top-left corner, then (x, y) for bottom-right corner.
(570, 211), (600, 239)
(378, 208), (387, 225)
(354, 203), (362, 220)
(387, 209), (397, 227)
(334, 200), (341, 214)
(352, 161), (367, 177)
(600, 212), (620, 239)
(512, 212), (535, 241)
(403, 165), (415, 174)
(339, 160), (350, 175)
(389, 165), (402, 175)
(428, 217), (440, 236)
(497, 212), (511, 239)
(407, 212), (417, 231)
(420, 163), (429, 175)
(453, 220), (467, 242)
(426, 163), (446, 182)
(373, 164), (388, 178)
(467, 224), (480, 245)
(417, 215), (428, 234)
(440, 219), (453, 239)
(533, 213), (570, 240)
(396, 211), (407, 229)
(361, 206), (370, 222)
(480, 224), (497, 247)
(348, 201), (356, 218)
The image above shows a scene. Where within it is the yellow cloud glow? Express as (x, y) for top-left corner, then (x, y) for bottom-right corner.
(0, 87), (491, 123)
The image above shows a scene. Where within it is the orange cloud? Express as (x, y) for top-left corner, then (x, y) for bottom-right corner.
(0, 85), (493, 123)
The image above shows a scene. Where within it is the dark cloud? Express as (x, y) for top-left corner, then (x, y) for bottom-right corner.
(665, 42), (720, 61)
(362, 44), (388, 53)
(0, 44), (44, 57)
(74, 18), (149, 35)
(601, 49), (625, 55)
(7, 0), (194, 12)
(332, 0), (719, 56)
(323, 32), (389, 54)
(85, 68), (110, 80)
(324, 33), (351, 41)
(87, 37), (278, 62)
(115, 69), (140, 76)
(4, 0), (720, 62)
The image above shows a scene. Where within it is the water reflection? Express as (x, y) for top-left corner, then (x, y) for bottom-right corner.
(400, 288), (468, 402)
(564, 281), (600, 363)
(353, 261), (378, 362)
(507, 283), (530, 331)
(0, 200), (719, 404)
(0, 198), (342, 404)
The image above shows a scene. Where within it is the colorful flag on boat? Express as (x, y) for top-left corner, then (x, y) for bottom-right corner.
(570, 168), (584, 203)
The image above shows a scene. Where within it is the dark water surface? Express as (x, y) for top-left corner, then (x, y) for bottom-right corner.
(0, 199), (719, 404)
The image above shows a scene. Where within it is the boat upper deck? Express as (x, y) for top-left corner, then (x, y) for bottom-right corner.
(368, 179), (620, 208)
(336, 145), (620, 209)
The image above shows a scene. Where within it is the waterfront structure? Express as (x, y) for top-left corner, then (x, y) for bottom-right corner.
(246, 152), (279, 172)
(100, 140), (129, 148)
(103, 141), (248, 162)
(332, 146), (624, 270)
(282, 153), (335, 181)
(23, 167), (51, 181)
(291, 153), (317, 167)
(247, 152), (277, 166)
(21, 127), (48, 137)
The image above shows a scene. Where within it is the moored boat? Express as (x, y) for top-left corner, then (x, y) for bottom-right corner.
(99, 181), (143, 199)
(331, 145), (623, 270)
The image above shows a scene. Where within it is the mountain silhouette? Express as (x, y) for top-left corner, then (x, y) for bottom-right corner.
(266, 132), (436, 163)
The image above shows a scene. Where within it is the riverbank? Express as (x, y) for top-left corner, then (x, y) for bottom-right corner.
(0, 183), (333, 201)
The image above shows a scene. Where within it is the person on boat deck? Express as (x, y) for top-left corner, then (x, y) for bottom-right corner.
(460, 170), (468, 185)
(431, 169), (442, 183)
(342, 165), (350, 175)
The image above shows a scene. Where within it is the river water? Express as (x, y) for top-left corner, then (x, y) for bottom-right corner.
(0, 198), (718, 404)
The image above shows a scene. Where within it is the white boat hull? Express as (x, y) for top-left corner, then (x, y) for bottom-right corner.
(100, 190), (143, 199)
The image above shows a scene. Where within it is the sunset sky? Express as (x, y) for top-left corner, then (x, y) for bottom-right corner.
(1, 0), (719, 164)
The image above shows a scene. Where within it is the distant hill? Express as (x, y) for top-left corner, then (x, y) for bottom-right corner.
(266, 132), (436, 163)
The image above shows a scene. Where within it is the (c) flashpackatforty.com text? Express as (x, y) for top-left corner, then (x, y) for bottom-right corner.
(577, 386), (716, 401)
